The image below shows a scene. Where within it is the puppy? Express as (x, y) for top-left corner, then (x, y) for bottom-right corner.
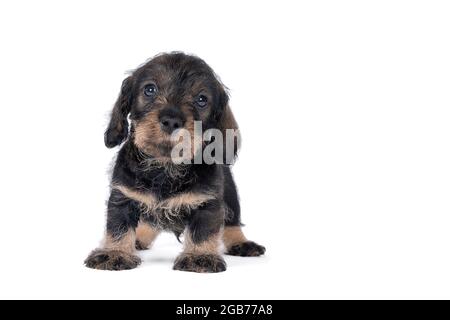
(85, 52), (265, 273)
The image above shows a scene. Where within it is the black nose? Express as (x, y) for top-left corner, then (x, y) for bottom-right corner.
(159, 115), (184, 133)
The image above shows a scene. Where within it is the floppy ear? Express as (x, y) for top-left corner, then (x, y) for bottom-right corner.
(216, 86), (237, 132)
(217, 92), (241, 164)
(104, 76), (133, 148)
(218, 104), (239, 132)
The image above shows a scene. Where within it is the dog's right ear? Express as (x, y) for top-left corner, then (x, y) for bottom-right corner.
(104, 76), (133, 148)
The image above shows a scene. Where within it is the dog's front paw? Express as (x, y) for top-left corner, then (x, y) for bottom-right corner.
(84, 249), (141, 271)
(173, 253), (227, 273)
(226, 241), (266, 257)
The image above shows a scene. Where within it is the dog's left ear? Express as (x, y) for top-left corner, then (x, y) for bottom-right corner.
(216, 89), (241, 163)
(218, 104), (239, 131)
(216, 86), (238, 131)
(104, 76), (133, 148)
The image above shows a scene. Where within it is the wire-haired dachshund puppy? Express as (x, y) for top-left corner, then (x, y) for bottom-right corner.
(85, 52), (265, 273)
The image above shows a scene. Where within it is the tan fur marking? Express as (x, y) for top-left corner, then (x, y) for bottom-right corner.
(136, 221), (160, 248)
(159, 192), (216, 212)
(222, 226), (247, 250)
(104, 229), (136, 254)
(134, 111), (164, 155)
(155, 96), (168, 105)
(113, 185), (215, 213)
(183, 230), (222, 255)
(113, 185), (158, 209)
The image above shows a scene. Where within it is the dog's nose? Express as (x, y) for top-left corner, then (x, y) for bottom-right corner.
(159, 115), (184, 133)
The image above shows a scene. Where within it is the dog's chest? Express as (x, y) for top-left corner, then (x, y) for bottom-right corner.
(114, 185), (214, 228)
(137, 165), (197, 197)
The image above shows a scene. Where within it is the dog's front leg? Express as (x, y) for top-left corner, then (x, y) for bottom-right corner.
(173, 200), (226, 273)
(85, 189), (141, 271)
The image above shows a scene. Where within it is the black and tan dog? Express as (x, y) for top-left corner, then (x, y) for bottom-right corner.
(85, 52), (265, 273)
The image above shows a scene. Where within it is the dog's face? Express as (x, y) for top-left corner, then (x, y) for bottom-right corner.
(104, 53), (238, 161)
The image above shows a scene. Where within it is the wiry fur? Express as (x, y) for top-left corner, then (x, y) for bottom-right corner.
(135, 221), (159, 250)
(113, 184), (216, 229)
(85, 52), (265, 273)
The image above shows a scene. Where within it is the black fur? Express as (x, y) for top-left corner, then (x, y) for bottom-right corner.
(105, 77), (133, 148)
(85, 249), (141, 271)
(227, 241), (266, 257)
(173, 254), (226, 273)
(107, 141), (232, 239)
(85, 52), (264, 272)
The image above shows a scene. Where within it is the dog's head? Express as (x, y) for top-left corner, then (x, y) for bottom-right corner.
(105, 52), (239, 163)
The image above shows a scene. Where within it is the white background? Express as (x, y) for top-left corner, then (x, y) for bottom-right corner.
(0, 0), (449, 299)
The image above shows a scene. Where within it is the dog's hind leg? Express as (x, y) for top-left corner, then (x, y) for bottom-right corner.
(223, 166), (266, 257)
(223, 226), (265, 257)
(135, 220), (160, 250)
(84, 189), (142, 271)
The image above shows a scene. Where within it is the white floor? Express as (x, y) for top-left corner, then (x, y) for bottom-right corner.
(1, 155), (450, 299)
(3, 219), (450, 300)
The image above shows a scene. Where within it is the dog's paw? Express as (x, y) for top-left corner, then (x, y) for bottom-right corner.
(135, 240), (149, 251)
(84, 249), (141, 271)
(173, 254), (227, 273)
(226, 241), (266, 257)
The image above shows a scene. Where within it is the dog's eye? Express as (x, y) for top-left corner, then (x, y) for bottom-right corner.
(144, 84), (158, 97)
(195, 95), (208, 108)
